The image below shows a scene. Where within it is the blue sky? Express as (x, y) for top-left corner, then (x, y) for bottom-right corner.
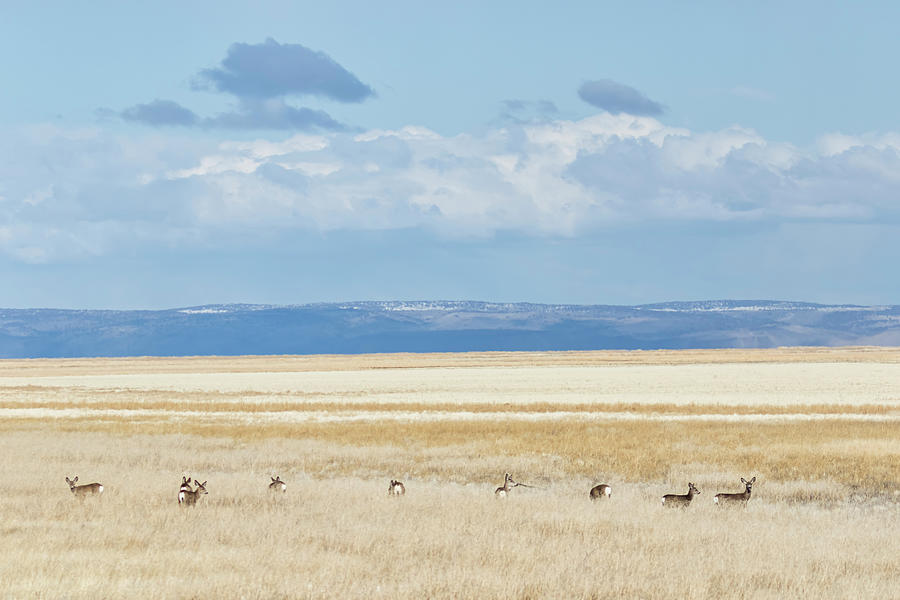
(2, 1), (900, 308)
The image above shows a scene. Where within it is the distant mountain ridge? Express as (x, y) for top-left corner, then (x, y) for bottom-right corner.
(1, 300), (899, 358)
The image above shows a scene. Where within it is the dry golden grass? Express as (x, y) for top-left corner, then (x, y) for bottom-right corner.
(1, 348), (899, 598)
(1, 431), (898, 599)
(8, 417), (895, 491)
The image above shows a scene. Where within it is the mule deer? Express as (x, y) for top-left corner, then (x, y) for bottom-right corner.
(65, 476), (103, 499)
(178, 480), (207, 506)
(589, 484), (612, 500)
(388, 479), (406, 496)
(269, 476), (286, 493)
(662, 482), (700, 507)
(495, 472), (516, 497)
(178, 476), (193, 503)
(714, 477), (756, 507)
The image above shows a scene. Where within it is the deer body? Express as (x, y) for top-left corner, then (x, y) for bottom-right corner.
(388, 479), (406, 496)
(589, 484), (612, 500)
(178, 477), (193, 503)
(269, 476), (286, 493)
(662, 482), (700, 507)
(714, 477), (756, 507)
(66, 476), (103, 499)
(495, 472), (516, 497)
(178, 480), (207, 506)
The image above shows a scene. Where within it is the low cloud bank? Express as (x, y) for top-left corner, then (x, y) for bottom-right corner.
(4, 113), (900, 262)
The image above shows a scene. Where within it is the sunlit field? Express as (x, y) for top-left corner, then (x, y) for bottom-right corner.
(1, 348), (899, 598)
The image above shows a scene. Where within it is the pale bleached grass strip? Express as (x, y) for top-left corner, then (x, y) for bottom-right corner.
(4, 362), (900, 407)
(3, 406), (900, 424)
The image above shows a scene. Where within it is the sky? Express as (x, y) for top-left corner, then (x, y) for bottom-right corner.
(2, 1), (900, 309)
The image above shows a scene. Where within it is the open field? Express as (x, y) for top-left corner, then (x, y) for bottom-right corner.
(1, 348), (899, 598)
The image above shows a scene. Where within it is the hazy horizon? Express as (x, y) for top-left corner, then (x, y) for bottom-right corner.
(1, 297), (893, 312)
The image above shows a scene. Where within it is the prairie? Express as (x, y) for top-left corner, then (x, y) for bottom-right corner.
(0, 348), (899, 598)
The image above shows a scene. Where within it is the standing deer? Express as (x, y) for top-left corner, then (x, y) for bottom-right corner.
(589, 484), (612, 500)
(178, 480), (207, 506)
(388, 479), (406, 496)
(662, 482), (700, 507)
(495, 473), (516, 497)
(65, 476), (103, 499)
(179, 477), (192, 502)
(269, 476), (286, 493)
(714, 477), (756, 507)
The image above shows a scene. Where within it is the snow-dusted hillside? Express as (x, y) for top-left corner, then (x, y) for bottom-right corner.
(1, 300), (899, 358)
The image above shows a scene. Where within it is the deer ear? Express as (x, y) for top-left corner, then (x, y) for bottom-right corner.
(74, 476), (78, 483)
(741, 478), (747, 484)
(750, 477), (756, 483)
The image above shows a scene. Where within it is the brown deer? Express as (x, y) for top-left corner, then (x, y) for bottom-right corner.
(495, 472), (517, 497)
(388, 479), (406, 496)
(178, 480), (207, 506)
(589, 484), (612, 500)
(714, 477), (756, 507)
(662, 482), (700, 507)
(269, 476), (286, 493)
(65, 476), (103, 499)
(178, 477), (193, 504)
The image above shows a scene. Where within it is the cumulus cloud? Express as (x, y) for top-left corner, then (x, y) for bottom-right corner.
(6, 114), (900, 263)
(193, 38), (374, 102)
(817, 132), (900, 157)
(578, 79), (665, 116)
(118, 38), (374, 131)
(120, 99), (199, 126)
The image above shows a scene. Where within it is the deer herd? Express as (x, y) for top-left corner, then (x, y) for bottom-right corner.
(64, 473), (758, 508)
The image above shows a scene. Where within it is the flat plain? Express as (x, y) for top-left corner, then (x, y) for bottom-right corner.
(1, 347), (899, 598)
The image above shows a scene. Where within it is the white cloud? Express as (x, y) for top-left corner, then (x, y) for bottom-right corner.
(354, 126), (441, 143)
(817, 132), (900, 157)
(4, 114), (900, 263)
(660, 126), (765, 170)
(219, 134), (329, 158)
(166, 154), (260, 179)
(274, 161), (342, 176)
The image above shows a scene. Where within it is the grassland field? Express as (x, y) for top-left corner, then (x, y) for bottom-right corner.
(0, 347), (898, 598)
